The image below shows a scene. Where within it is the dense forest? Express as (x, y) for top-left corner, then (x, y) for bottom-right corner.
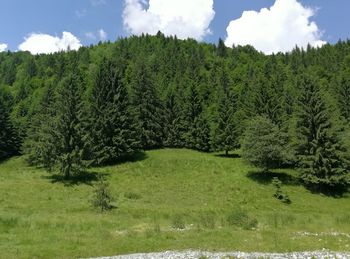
(0, 33), (350, 192)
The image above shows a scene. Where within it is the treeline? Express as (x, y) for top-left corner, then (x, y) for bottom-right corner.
(0, 33), (350, 191)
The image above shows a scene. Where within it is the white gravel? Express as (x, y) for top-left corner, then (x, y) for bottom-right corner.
(90, 250), (350, 259)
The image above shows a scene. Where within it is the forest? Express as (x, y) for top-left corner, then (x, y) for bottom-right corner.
(1, 33), (350, 193)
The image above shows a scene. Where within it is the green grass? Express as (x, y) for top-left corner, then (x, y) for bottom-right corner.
(0, 149), (349, 258)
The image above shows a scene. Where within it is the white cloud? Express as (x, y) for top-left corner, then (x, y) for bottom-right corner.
(0, 43), (7, 52)
(225, 0), (326, 54)
(18, 32), (82, 55)
(99, 29), (108, 41)
(123, 0), (215, 41)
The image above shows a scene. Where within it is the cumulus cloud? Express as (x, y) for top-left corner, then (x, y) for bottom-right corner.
(123, 0), (215, 41)
(0, 43), (7, 52)
(18, 32), (82, 54)
(225, 0), (326, 54)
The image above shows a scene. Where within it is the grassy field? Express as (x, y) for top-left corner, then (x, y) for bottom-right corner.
(0, 149), (349, 258)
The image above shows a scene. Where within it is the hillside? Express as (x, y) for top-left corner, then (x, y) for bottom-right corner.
(0, 149), (349, 258)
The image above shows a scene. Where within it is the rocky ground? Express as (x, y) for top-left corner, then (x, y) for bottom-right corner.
(90, 250), (350, 259)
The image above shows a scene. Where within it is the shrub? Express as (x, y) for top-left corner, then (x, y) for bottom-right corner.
(92, 175), (114, 212)
(227, 208), (258, 230)
(241, 116), (287, 171)
(272, 177), (291, 204)
(171, 214), (186, 229)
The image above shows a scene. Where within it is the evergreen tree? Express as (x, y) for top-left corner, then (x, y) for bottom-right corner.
(294, 74), (350, 191)
(163, 89), (184, 148)
(0, 91), (18, 160)
(90, 58), (140, 165)
(337, 71), (350, 122)
(213, 68), (239, 155)
(252, 74), (282, 125)
(54, 73), (88, 179)
(23, 82), (56, 170)
(131, 58), (164, 149)
(217, 38), (227, 58)
(183, 84), (211, 152)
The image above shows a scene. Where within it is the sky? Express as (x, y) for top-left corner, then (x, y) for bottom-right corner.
(0, 0), (348, 54)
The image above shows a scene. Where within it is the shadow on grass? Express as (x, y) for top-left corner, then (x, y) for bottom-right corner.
(305, 184), (349, 198)
(95, 151), (148, 167)
(215, 153), (241, 159)
(44, 171), (108, 187)
(247, 170), (300, 186)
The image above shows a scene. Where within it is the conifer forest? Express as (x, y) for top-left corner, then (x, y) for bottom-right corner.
(1, 34), (350, 258)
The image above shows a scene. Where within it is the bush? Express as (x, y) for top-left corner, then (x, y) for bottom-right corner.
(171, 214), (186, 229)
(272, 177), (291, 204)
(241, 116), (287, 171)
(226, 208), (258, 230)
(92, 175), (114, 212)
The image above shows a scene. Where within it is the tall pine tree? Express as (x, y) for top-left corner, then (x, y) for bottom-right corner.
(213, 68), (239, 155)
(90, 58), (140, 165)
(54, 73), (89, 179)
(163, 88), (184, 148)
(183, 84), (211, 152)
(23, 82), (57, 170)
(0, 89), (19, 160)
(294, 74), (350, 191)
(131, 58), (164, 150)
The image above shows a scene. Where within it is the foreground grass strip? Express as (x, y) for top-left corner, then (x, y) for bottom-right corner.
(0, 149), (349, 258)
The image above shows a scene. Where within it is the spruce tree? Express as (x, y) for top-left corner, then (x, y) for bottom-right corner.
(90, 58), (140, 165)
(23, 82), (57, 170)
(54, 73), (88, 179)
(337, 71), (350, 122)
(295, 74), (350, 191)
(0, 91), (18, 160)
(213, 68), (238, 155)
(217, 38), (227, 58)
(163, 89), (184, 148)
(131, 58), (164, 150)
(183, 84), (211, 152)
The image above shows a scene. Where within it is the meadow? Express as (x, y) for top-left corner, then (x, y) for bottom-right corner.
(0, 149), (349, 258)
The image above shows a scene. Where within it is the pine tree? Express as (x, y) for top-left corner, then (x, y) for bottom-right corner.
(23, 82), (57, 170)
(213, 68), (239, 155)
(54, 73), (88, 179)
(163, 89), (184, 148)
(0, 91), (18, 160)
(90, 58), (140, 165)
(337, 71), (350, 122)
(295, 74), (350, 191)
(183, 84), (211, 152)
(131, 59), (164, 149)
(217, 38), (227, 58)
(253, 74), (282, 125)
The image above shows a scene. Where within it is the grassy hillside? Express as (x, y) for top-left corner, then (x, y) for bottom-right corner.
(0, 149), (349, 258)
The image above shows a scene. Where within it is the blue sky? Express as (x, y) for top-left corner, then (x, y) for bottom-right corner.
(0, 0), (348, 54)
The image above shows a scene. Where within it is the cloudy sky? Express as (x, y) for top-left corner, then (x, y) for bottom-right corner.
(0, 0), (348, 54)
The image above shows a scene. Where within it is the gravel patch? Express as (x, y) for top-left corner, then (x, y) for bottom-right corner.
(89, 250), (350, 259)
